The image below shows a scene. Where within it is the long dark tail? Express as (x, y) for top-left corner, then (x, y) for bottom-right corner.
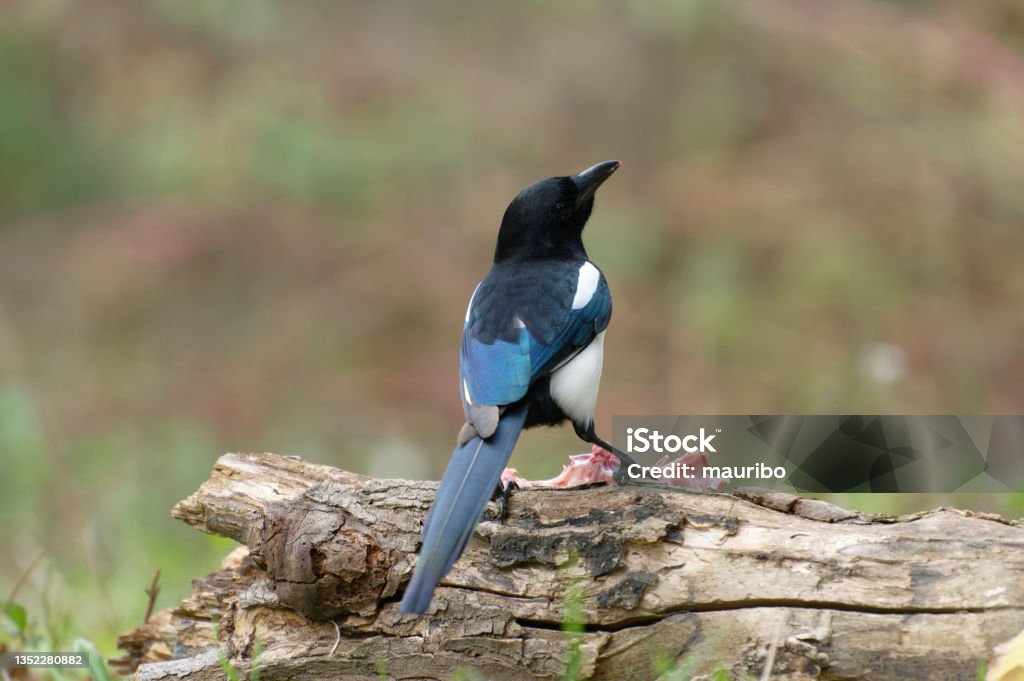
(399, 404), (528, 614)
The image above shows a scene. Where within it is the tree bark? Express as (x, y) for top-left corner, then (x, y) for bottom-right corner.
(115, 452), (1024, 681)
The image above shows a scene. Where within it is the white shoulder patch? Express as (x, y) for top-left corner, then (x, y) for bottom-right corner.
(572, 262), (601, 310)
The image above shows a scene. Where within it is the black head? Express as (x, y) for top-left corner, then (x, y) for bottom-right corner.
(493, 160), (620, 263)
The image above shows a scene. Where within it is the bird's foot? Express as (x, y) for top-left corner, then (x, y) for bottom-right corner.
(492, 478), (519, 523)
(572, 424), (640, 485)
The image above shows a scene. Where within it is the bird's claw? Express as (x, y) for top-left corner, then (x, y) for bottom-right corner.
(492, 479), (519, 523)
(612, 463), (632, 485)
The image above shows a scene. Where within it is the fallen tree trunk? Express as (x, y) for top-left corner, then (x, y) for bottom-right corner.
(115, 452), (1024, 681)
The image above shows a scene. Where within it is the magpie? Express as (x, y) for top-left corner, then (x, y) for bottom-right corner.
(399, 160), (636, 615)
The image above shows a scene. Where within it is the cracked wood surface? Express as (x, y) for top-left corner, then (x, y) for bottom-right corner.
(116, 452), (1024, 680)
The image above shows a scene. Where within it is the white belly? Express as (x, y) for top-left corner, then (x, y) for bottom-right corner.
(549, 331), (605, 428)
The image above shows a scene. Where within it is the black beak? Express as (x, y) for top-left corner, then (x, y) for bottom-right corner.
(572, 160), (620, 209)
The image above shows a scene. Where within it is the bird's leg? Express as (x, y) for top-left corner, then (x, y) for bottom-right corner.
(574, 422), (639, 485)
(491, 479), (519, 523)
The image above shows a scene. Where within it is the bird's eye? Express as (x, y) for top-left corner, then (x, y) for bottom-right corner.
(553, 201), (571, 218)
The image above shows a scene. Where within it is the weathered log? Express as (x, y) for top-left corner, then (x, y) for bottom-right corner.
(115, 452), (1024, 681)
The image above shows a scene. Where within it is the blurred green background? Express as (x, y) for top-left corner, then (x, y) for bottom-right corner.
(2, 0), (1023, 659)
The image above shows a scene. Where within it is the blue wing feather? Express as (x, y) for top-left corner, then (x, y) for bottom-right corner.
(460, 262), (611, 409)
(529, 278), (611, 376)
(460, 329), (531, 406)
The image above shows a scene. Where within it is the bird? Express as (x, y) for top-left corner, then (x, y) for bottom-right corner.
(399, 160), (635, 615)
